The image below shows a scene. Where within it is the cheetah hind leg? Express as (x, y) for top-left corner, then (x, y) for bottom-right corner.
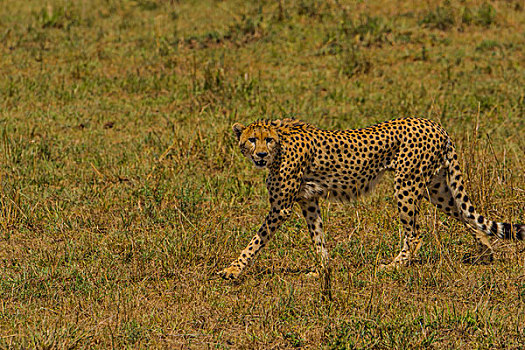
(425, 168), (494, 264)
(379, 176), (425, 270)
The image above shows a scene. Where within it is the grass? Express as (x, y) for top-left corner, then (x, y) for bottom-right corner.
(0, 0), (524, 348)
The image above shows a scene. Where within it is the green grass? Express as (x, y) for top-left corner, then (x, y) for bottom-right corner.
(0, 0), (524, 348)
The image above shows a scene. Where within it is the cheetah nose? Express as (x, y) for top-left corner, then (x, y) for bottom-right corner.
(256, 152), (268, 158)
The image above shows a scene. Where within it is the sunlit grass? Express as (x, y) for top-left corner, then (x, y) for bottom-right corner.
(0, 0), (524, 348)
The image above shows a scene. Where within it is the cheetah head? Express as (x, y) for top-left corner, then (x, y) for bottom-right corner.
(232, 120), (281, 169)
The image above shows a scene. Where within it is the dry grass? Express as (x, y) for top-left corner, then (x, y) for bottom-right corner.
(0, 0), (524, 348)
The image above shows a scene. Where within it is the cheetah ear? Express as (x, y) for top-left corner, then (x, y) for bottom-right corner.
(270, 119), (282, 128)
(232, 123), (246, 140)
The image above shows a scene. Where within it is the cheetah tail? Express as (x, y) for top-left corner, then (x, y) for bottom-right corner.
(444, 143), (524, 240)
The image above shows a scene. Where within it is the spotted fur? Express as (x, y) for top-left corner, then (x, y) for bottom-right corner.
(219, 118), (524, 279)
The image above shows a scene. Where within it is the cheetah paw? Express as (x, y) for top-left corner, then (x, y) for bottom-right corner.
(217, 265), (242, 280)
(306, 271), (320, 278)
(378, 262), (401, 271)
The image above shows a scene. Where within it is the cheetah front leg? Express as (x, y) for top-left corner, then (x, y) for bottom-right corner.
(219, 164), (303, 279)
(298, 198), (331, 298)
(218, 207), (292, 279)
(298, 198), (329, 274)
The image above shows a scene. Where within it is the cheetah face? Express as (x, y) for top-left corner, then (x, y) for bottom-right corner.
(232, 121), (281, 169)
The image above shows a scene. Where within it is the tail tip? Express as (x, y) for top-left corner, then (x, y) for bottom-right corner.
(501, 223), (525, 240)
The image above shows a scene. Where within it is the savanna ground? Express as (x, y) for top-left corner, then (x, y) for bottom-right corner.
(0, 0), (524, 348)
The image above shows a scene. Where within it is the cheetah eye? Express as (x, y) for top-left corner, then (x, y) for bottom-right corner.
(248, 137), (256, 143)
(265, 137), (273, 143)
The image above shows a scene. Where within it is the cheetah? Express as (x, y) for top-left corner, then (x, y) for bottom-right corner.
(218, 118), (524, 279)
